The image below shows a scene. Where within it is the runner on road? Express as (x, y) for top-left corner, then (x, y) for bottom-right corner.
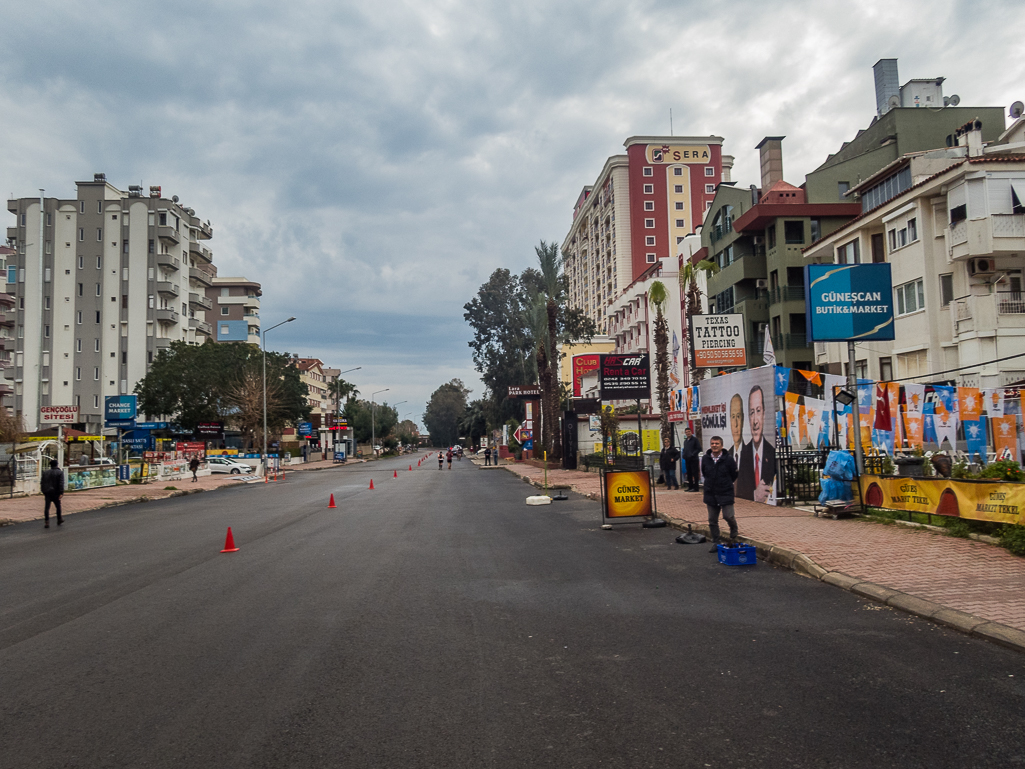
(438, 451), (444, 470)
(446, 449), (453, 469)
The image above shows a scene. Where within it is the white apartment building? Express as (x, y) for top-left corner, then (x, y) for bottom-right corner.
(805, 126), (1025, 388)
(4, 176), (216, 432)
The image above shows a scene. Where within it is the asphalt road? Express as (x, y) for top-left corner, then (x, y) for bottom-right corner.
(1, 454), (1023, 768)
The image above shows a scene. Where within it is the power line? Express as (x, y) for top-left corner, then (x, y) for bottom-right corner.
(900, 350), (1025, 382)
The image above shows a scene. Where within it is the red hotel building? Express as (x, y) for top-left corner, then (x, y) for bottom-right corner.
(563, 135), (727, 333)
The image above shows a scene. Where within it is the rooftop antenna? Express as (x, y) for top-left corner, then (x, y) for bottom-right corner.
(670, 108), (673, 136)
(1011, 101), (1024, 119)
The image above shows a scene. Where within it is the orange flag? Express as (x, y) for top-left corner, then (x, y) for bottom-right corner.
(903, 412), (923, 449)
(958, 387), (981, 422)
(992, 415), (1017, 461)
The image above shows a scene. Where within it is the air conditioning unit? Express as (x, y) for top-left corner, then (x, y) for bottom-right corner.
(969, 258), (996, 276)
(755, 279), (768, 289)
(753, 236), (764, 245)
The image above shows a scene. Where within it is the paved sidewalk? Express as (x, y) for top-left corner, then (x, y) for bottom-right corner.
(500, 462), (1025, 638)
(0, 458), (347, 525)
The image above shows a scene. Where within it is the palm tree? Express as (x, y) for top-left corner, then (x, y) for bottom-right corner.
(526, 293), (552, 456)
(535, 240), (562, 460)
(678, 259), (718, 378)
(648, 281), (671, 446)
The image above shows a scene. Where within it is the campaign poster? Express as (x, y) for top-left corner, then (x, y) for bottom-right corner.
(698, 366), (777, 505)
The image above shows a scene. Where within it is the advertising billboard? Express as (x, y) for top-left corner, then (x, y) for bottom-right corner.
(599, 354), (651, 400)
(40, 405), (79, 423)
(601, 468), (654, 525)
(698, 366), (777, 505)
(104, 395), (137, 428)
(572, 354), (601, 397)
(805, 264), (895, 342)
(689, 313), (747, 368)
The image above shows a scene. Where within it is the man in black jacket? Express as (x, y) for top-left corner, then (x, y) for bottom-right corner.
(681, 427), (702, 491)
(40, 459), (64, 528)
(701, 436), (739, 552)
(658, 438), (680, 490)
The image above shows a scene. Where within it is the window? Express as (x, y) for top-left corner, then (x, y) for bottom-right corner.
(111, 214), (118, 221)
(705, 167), (715, 177)
(939, 274), (954, 307)
(950, 204), (967, 224)
(78, 228), (84, 242)
(95, 311), (101, 323)
(784, 221), (804, 244)
(644, 218), (655, 228)
(767, 224), (776, 249)
(907, 218), (917, 242)
(880, 357), (893, 382)
(79, 201), (85, 214)
(93, 395), (99, 409)
(674, 185), (683, 193)
(644, 201), (654, 211)
(44, 267), (51, 282)
(838, 181), (850, 201)
(76, 311), (82, 325)
(6, 266), (14, 284)
(705, 201), (712, 211)
(221, 306), (230, 315)
(96, 256), (102, 269)
(895, 279), (925, 315)
(220, 325), (229, 336)
(97, 200), (102, 214)
(44, 325), (50, 338)
(646, 253), (656, 263)
(643, 184), (653, 194)
(96, 229), (102, 241)
(675, 202), (684, 210)
(76, 338), (82, 352)
(78, 283), (83, 296)
(705, 184), (715, 194)
(672, 219), (683, 228)
(645, 236), (656, 246)
(94, 338), (100, 352)
(810, 219), (821, 243)
(642, 167), (653, 177)
(44, 297), (50, 310)
(148, 239), (154, 254)
(673, 167), (683, 176)
(96, 283), (101, 296)
(76, 367), (81, 381)
(837, 239), (860, 264)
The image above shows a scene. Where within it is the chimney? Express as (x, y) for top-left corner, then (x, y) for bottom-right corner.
(957, 118), (985, 158)
(756, 136), (785, 191)
(874, 58), (900, 116)
(721, 155), (734, 183)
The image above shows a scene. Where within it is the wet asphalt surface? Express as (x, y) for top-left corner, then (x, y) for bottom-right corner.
(1, 454), (1023, 768)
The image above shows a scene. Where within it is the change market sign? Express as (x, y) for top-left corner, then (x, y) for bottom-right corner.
(690, 313), (746, 368)
(805, 264), (895, 342)
(104, 395), (137, 428)
(599, 354), (650, 400)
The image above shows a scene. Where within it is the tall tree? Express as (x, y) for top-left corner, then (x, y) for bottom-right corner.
(343, 398), (398, 445)
(679, 259), (718, 378)
(535, 240), (563, 460)
(649, 281), (671, 445)
(458, 400), (489, 446)
(423, 379), (470, 447)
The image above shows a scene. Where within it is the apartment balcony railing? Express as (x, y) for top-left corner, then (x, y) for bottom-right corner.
(189, 318), (212, 335)
(154, 337), (173, 349)
(770, 286), (806, 305)
(155, 308), (179, 324)
(996, 290), (1025, 314)
(189, 292), (213, 311)
(189, 241), (213, 263)
(156, 281), (179, 297)
(157, 225), (180, 245)
(189, 267), (213, 287)
(156, 253), (180, 271)
(952, 291), (1025, 338)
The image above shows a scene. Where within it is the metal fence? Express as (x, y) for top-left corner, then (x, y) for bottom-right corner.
(776, 442), (829, 505)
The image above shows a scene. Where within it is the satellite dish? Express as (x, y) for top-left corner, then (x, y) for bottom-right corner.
(949, 94), (960, 106)
(1011, 101), (1025, 119)
(172, 195), (179, 203)
(888, 95), (900, 110)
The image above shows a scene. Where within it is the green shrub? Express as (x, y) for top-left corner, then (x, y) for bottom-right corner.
(1000, 524), (1025, 557)
(976, 459), (1025, 483)
(944, 519), (972, 538)
(951, 459), (974, 480)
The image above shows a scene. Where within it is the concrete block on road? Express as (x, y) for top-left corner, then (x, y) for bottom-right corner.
(971, 622), (1025, 653)
(931, 608), (989, 634)
(822, 572), (862, 591)
(791, 555), (827, 580)
(526, 495), (552, 506)
(886, 593), (941, 621)
(851, 582), (900, 604)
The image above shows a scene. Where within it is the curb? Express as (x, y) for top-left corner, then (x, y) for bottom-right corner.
(657, 516), (1025, 655)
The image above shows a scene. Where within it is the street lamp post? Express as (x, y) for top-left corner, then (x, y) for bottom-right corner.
(263, 316), (296, 473)
(334, 366), (361, 458)
(371, 389), (389, 456)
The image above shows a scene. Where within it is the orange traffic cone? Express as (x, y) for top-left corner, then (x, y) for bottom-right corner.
(369, 479), (375, 490)
(328, 494), (336, 508)
(408, 465), (412, 471)
(221, 527), (239, 553)
(393, 469), (398, 478)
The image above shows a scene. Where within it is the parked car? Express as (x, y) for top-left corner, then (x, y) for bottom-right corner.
(207, 457), (252, 475)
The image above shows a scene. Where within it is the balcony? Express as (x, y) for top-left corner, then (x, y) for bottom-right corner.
(189, 240), (213, 263)
(952, 291), (1025, 338)
(190, 217), (213, 240)
(706, 252), (767, 296)
(156, 281), (179, 297)
(773, 332), (810, 350)
(156, 253), (180, 271)
(154, 337), (173, 350)
(947, 214), (1025, 261)
(157, 225), (180, 245)
(155, 308), (179, 324)
(769, 285), (806, 305)
(0, 311), (13, 328)
(189, 267), (213, 287)
(189, 318), (212, 335)
(189, 292), (213, 311)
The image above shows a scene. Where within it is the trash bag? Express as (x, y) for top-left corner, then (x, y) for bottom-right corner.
(823, 450), (856, 481)
(818, 477), (853, 504)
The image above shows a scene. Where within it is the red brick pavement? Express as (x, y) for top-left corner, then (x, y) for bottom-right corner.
(501, 463), (1025, 633)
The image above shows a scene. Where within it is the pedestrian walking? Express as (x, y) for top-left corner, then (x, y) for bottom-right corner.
(189, 456), (200, 482)
(40, 459), (65, 528)
(658, 438), (680, 490)
(701, 435), (739, 552)
(446, 449), (453, 469)
(681, 427), (702, 492)
(484, 446), (492, 466)
(438, 451), (444, 470)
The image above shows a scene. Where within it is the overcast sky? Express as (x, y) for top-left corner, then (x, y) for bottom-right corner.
(2, 0), (1022, 427)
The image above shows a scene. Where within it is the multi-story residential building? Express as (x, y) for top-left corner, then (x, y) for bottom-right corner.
(0, 245), (15, 411)
(293, 357), (328, 427)
(699, 138), (861, 370)
(805, 127), (1025, 387)
(805, 59), (1005, 204)
(4, 176), (215, 432)
(562, 135), (731, 332)
(208, 275), (261, 344)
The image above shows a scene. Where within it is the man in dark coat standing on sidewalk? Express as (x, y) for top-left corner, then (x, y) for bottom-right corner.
(701, 435), (739, 551)
(658, 437), (680, 490)
(40, 459), (64, 528)
(681, 427), (702, 492)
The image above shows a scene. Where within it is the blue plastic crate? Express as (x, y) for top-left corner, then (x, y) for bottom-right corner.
(717, 543), (757, 566)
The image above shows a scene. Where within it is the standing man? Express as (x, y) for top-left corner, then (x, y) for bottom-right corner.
(737, 385), (776, 502)
(484, 446), (492, 466)
(189, 456), (200, 483)
(681, 427), (702, 492)
(659, 437), (680, 490)
(701, 436), (739, 551)
(40, 459), (65, 528)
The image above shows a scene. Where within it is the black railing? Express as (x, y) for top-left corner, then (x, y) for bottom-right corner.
(776, 443), (829, 505)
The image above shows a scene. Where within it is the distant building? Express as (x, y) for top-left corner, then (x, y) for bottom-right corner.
(562, 135), (731, 333)
(0, 246), (15, 410)
(208, 275), (261, 344)
(4, 176), (215, 432)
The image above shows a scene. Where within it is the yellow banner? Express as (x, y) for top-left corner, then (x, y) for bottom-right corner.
(860, 475), (1025, 525)
(605, 470), (653, 518)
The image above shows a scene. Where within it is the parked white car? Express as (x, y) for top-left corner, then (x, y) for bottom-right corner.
(206, 456), (253, 475)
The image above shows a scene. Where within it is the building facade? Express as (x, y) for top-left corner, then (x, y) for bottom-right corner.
(4, 176), (215, 432)
(208, 275), (261, 344)
(562, 135), (729, 333)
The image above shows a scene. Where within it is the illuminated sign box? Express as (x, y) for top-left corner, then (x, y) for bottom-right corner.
(805, 263), (895, 342)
